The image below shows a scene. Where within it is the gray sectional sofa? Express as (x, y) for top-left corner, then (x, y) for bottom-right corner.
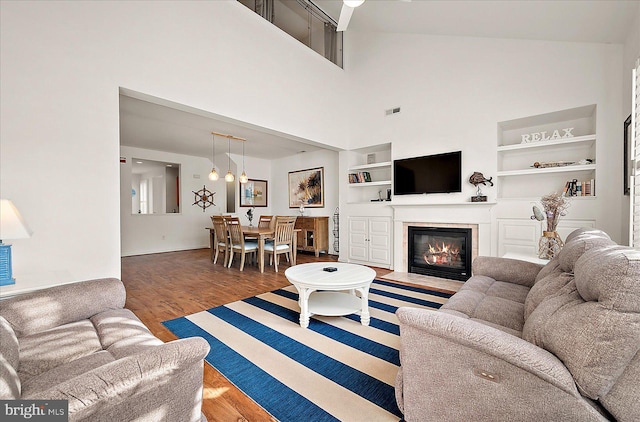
(0, 278), (210, 422)
(396, 228), (640, 421)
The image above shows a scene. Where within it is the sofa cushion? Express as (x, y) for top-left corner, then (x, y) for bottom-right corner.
(0, 278), (125, 337)
(90, 308), (164, 359)
(525, 269), (574, 320)
(525, 229), (615, 320)
(21, 351), (116, 397)
(533, 256), (561, 283)
(91, 308), (155, 348)
(599, 350), (640, 422)
(0, 316), (20, 399)
(572, 246), (640, 400)
(440, 275), (529, 335)
(523, 246), (640, 401)
(18, 320), (103, 382)
(556, 229), (614, 273)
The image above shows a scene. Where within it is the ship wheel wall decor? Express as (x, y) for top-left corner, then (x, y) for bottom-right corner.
(192, 185), (216, 212)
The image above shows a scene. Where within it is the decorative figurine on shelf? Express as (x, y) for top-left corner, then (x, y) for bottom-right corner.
(531, 191), (570, 259)
(469, 172), (493, 202)
(246, 207), (255, 226)
(299, 203), (305, 216)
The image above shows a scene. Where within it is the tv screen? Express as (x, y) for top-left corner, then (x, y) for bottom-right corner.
(394, 151), (462, 195)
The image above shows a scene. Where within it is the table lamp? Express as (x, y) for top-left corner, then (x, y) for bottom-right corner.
(0, 199), (33, 286)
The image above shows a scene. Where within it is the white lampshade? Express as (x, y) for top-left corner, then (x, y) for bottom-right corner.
(0, 199), (32, 240)
(344, 0), (365, 7)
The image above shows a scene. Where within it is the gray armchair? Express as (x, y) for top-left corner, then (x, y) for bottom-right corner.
(0, 278), (209, 422)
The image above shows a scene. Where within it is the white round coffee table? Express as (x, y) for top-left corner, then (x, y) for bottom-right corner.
(284, 262), (377, 328)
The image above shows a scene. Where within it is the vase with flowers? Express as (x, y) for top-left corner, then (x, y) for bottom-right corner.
(531, 191), (570, 259)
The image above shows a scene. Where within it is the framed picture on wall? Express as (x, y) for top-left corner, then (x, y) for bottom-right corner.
(288, 167), (324, 208)
(240, 179), (268, 207)
(624, 114), (632, 195)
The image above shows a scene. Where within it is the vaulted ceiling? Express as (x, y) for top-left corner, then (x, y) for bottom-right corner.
(120, 0), (639, 161)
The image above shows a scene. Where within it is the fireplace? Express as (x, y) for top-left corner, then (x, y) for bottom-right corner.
(408, 226), (472, 281)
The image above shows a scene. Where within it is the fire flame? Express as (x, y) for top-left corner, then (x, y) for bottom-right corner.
(424, 241), (460, 266)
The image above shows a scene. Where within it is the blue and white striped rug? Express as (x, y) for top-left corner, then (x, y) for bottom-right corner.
(163, 279), (452, 422)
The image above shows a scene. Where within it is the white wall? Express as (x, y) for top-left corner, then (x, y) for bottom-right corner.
(0, 1), (349, 289)
(344, 32), (625, 244)
(272, 149), (340, 254)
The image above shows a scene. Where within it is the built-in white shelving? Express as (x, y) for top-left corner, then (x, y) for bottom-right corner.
(345, 144), (392, 204)
(497, 105), (597, 199)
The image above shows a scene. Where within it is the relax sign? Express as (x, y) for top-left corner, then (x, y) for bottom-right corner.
(521, 128), (574, 143)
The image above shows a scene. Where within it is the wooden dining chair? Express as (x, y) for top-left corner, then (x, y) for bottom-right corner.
(226, 217), (258, 271)
(210, 216), (229, 266)
(258, 215), (275, 230)
(264, 216), (297, 272)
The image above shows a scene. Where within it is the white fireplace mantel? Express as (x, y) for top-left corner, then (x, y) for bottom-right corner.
(390, 201), (497, 208)
(391, 202), (495, 273)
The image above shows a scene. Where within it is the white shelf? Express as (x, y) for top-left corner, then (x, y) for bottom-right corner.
(497, 134), (596, 151)
(390, 201), (497, 207)
(498, 196), (596, 202)
(347, 200), (393, 205)
(348, 161), (392, 171)
(497, 164), (595, 177)
(348, 180), (392, 187)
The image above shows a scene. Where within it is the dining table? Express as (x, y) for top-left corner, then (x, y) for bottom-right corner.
(207, 226), (298, 273)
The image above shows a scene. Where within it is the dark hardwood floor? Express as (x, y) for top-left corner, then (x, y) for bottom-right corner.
(121, 248), (393, 421)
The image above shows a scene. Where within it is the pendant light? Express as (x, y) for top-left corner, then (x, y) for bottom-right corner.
(225, 137), (235, 182)
(239, 140), (248, 183)
(208, 133), (219, 181)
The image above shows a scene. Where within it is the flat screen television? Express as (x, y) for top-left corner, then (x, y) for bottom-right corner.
(394, 151), (462, 195)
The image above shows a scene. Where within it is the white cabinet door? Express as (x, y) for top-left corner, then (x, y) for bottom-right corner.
(498, 218), (596, 257)
(348, 216), (391, 267)
(348, 217), (369, 262)
(368, 217), (391, 266)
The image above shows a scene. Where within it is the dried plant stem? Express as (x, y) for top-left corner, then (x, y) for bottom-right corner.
(540, 192), (570, 232)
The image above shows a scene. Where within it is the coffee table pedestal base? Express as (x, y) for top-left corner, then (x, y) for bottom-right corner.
(297, 288), (370, 329)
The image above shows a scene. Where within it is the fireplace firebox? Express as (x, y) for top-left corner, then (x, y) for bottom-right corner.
(408, 226), (472, 281)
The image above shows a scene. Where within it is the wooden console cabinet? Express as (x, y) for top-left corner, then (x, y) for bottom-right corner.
(295, 216), (329, 257)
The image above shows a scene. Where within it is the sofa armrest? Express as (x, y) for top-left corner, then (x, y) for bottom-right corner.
(396, 307), (606, 421)
(472, 256), (544, 287)
(0, 278), (126, 337)
(27, 337), (210, 420)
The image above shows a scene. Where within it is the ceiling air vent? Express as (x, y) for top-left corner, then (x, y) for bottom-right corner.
(385, 107), (401, 116)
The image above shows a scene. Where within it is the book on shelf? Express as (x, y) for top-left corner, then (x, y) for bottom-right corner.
(562, 178), (595, 197)
(348, 171), (372, 183)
